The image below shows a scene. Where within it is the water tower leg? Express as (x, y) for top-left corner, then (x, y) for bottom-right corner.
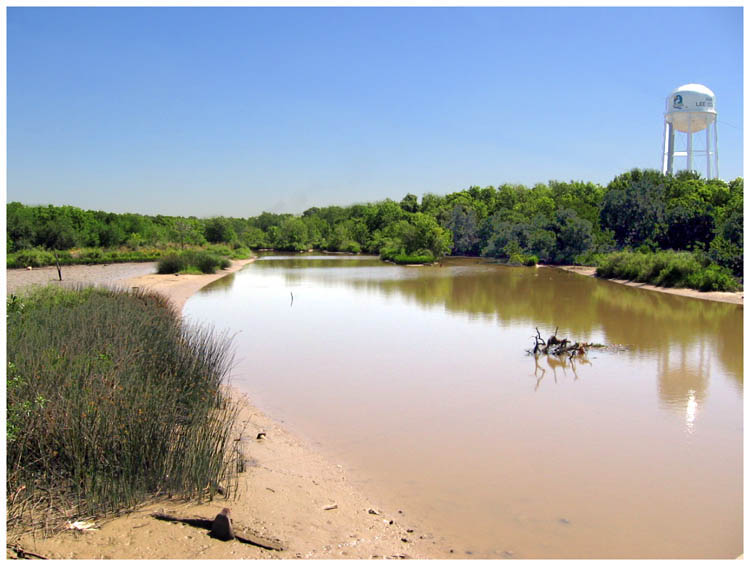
(713, 121), (719, 180)
(687, 116), (693, 171)
(705, 127), (712, 180)
(665, 123), (675, 175)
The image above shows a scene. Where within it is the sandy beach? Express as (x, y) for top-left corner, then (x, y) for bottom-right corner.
(7, 259), (453, 560)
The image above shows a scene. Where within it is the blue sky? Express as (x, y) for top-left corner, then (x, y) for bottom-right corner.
(7, 7), (744, 217)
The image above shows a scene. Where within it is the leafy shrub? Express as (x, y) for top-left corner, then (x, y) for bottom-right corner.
(157, 253), (186, 274)
(206, 244), (234, 256)
(687, 265), (740, 292)
(78, 248), (105, 262)
(390, 253), (435, 265)
(157, 251), (231, 274)
(523, 255), (539, 267)
(194, 252), (222, 274)
(574, 251), (606, 266)
(229, 247), (252, 260)
(653, 253), (701, 287)
(9, 248), (56, 268)
(342, 241), (362, 254)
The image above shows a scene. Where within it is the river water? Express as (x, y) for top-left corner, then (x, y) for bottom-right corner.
(183, 254), (743, 559)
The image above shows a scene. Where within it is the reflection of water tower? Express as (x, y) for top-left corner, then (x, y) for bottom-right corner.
(661, 83), (719, 179)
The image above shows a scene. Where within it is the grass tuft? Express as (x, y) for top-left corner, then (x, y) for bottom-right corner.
(7, 286), (241, 538)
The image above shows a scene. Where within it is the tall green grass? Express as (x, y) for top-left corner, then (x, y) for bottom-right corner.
(7, 286), (241, 537)
(595, 250), (740, 292)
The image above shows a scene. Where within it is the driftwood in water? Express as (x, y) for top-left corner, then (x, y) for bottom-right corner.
(529, 327), (604, 359)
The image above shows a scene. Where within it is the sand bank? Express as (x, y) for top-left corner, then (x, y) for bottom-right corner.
(550, 265), (743, 305)
(8, 259), (451, 559)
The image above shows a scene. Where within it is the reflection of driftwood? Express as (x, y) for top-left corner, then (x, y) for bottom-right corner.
(151, 512), (284, 551)
(532, 345), (585, 390)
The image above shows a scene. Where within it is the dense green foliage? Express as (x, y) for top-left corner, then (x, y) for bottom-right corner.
(8, 169), (743, 289)
(7, 287), (240, 534)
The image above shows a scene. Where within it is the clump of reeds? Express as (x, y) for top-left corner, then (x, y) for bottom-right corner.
(7, 285), (240, 537)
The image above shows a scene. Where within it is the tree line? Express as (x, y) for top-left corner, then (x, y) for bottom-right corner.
(8, 168), (743, 280)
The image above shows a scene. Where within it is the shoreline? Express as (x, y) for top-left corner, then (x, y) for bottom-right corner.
(9, 258), (451, 559)
(124, 257), (257, 312)
(549, 265), (743, 305)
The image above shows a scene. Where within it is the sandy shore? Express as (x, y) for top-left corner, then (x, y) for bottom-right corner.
(551, 265), (743, 305)
(8, 260), (452, 560)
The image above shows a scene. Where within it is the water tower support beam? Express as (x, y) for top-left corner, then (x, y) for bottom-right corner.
(687, 115), (693, 171)
(705, 127), (712, 180)
(713, 121), (719, 180)
(663, 122), (675, 175)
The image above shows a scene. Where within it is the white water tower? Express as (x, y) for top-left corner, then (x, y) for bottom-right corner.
(661, 83), (719, 179)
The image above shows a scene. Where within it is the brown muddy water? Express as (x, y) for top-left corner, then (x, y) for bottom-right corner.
(183, 255), (743, 559)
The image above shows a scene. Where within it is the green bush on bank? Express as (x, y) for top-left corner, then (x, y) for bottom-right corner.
(380, 247), (435, 265)
(7, 248), (66, 268)
(7, 286), (240, 534)
(390, 254), (435, 265)
(205, 244), (252, 260)
(157, 250), (231, 274)
(507, 253), (539, 266)
(595, 250), (740, 292)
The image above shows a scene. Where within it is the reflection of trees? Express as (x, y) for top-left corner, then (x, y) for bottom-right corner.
(253, 256), (382, 270)
(199, 271), (238, 294)
(246, 256), (743, 400)
(657, 342), (709, 408)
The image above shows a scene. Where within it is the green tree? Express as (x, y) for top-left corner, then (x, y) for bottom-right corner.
(551, 209), (594, 263)
(444, 204), (480, 255)
(600, 178), (667, 248)
(204, 217), (237, 244)
(400, 193), (419, 213)
(274, 217), (309, 251)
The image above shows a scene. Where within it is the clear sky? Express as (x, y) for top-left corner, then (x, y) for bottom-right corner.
(7, 6), (744, 217)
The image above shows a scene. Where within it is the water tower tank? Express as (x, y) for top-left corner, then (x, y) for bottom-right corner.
(665, 83), (717, 132)
(661, 83), (719, 179)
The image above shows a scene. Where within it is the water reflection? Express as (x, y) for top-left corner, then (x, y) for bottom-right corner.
(224, 256), (742, 409)
(685, 390), (698, 434)
(656, 342), (711, 435)
(198, 271), (237, 293)
(531, 353), (592, 390)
